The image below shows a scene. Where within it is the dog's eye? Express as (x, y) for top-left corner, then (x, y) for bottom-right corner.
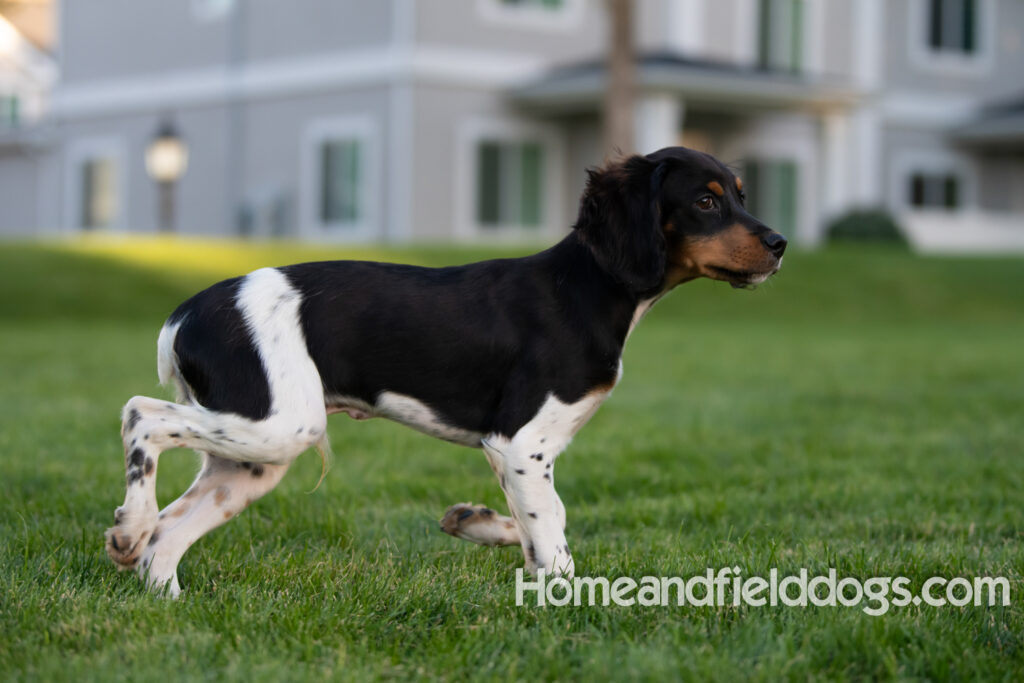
(695, 195), (716, 211)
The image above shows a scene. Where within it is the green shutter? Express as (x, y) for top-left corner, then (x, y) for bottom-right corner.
(477, 142), (502, 226)
(520, 143), (543, 227)
(321, 140), (362, 226)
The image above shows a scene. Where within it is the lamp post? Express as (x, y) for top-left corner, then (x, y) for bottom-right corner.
(145, 119), (189, 232)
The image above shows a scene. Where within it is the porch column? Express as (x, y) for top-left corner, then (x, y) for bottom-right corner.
(634, 93), (684, 156)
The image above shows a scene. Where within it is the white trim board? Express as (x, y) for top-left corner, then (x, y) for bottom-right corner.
(52, 45), (548, 119)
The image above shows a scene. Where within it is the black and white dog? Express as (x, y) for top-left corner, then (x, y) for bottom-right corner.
(106, 146), (785, 596)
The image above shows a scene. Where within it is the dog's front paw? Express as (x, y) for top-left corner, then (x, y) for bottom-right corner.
(440, 503), (520, 547)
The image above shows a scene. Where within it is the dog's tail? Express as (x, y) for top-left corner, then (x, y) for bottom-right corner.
(156, 318), (189, 402)
(310, 432), (332, 492)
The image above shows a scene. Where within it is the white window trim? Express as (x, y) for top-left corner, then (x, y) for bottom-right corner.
(667, 0), (708, 56)
(908, 0), (996, 77)
(475, 0), (585, 32)
(891, 149), (976, 214)
(299, 116), (380, 242)
(455, 117), (565, 241)
(63, 136), (127, 232)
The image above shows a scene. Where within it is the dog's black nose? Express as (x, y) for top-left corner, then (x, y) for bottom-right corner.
(762, 232), (787, 257)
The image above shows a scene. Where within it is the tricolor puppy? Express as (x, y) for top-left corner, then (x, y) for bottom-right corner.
(105, 146), (785, 596)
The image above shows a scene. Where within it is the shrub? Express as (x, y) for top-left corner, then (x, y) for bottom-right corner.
(825, 209), (908, 246)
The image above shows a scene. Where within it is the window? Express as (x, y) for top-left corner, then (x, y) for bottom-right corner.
(927, 0), (978, 54)
(758, 0), (804, 72)
(476, 140), (544, 229)
(909, 172), (960, 209)
(302, 117), (377, 238)
(320, 139), (362, 226)
(743, 159), (798, 237)
(478, 0), (582, 30)
(80, 158), (119, 229)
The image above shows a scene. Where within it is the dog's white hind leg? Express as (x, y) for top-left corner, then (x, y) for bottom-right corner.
(137, 452), (291, 597)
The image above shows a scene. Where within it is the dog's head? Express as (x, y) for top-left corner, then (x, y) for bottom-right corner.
(574, 146), (786, 294)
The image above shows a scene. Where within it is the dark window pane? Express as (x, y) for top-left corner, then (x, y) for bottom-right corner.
(962, 0), (976, 52)
(477, 142), (502, 226)
(776, 161), (798, 236)
(910, 174), (926, 207)
(321, 140), (361, 225)
(757, 0), (772, 68)
(929, 0), (944, 49)
(944, 176), (959, 209)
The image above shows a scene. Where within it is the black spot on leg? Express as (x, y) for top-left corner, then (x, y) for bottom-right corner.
(126, 409), (141, 432)
(127, 468), (143, 485)
(143, 434), (150, 441)
(295, 426), (304, 435)
(528, 512), (538, 519)
(169, 432), (181, 438)
(144, 457), (154, 475)
(545, 462), (552, 470)
(543, 473), (551, 482)
(148, 530), (160, 546)
(128, 448), (145, 468)
(250, 464), (265, 478)
(515, 469), (525, 475)
(540, 438), (546, 444)
(530, 453), (543, 461)
(527, 543), (537, 565)
(564, 544), (570, 554)
(500, 475), (506, 490)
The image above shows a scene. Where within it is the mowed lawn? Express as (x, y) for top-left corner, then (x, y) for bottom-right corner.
(1, 237), (1022, 681)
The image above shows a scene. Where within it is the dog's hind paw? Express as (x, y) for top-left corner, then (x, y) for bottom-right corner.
(104, 508), (155, 570)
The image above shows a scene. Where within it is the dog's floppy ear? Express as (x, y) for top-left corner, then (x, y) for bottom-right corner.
(574, 155), (668, 293)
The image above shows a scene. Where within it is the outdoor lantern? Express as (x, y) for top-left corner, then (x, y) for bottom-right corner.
(145, 120), (188, 183)
(145, 119), (189, 231)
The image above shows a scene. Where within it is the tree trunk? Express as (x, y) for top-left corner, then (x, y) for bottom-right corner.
(603, 0), (635, 159)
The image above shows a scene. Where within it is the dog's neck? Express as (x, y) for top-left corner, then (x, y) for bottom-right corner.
(540, 232), (664, 349)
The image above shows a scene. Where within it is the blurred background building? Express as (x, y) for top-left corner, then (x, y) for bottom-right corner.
(0, 0), (1022, 249)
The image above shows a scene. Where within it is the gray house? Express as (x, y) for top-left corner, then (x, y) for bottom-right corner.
(2, 0), (1023, 250)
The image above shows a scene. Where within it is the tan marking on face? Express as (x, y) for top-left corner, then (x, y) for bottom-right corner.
(735, 177), (743, 192)
(707, 181), (725, 197)
(223, 510), (233, 519)
(665, 224), (779, 287)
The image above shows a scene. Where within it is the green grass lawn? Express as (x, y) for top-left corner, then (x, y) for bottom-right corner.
(1, 237), (1022, 681)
